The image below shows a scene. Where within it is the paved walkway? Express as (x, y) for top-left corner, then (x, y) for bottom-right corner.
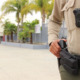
(0, 45), (60, 80)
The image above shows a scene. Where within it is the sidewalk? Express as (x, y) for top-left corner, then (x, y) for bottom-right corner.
(0, 45), (60, 80)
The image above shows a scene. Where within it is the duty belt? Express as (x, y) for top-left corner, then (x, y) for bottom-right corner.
(58, 40), (80, 75)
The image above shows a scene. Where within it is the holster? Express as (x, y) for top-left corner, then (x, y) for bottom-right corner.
(58, 48), (79, 75)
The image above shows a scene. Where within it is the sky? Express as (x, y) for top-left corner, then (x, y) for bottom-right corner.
(0, 0), (43, 26)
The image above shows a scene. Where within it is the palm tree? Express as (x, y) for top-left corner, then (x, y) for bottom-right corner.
(31, 0), (54, 24)
(3, 20), (10, 42)
(46, 0), (54, 18)
(0, 14), (4, 24)
(19, 19), (39, 43)
(3, 20), (17, 42)
(21, 2), (32, 26)
(9, 23), (17, 42)
(1, 0), (32, 42)
(1, 0), (20, 42)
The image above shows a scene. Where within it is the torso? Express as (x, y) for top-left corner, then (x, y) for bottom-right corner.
(61, 0), (80, 55)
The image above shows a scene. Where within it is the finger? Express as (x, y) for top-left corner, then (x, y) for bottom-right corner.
(61, 39), (67, 42)
(49, 47), (56, 55)
(50, 49), (58, 57)
(50, 43), (61, 58)
(54, 50), (60, 57)
(51, 46), (59, 56)
(53, 50), (60, 58)
(51, 41), (61, 54)
(50, 48), (60, 58)
(51, 42), (59, 52)
(55, 41), (61, 50)
(57, 39), (67, 42)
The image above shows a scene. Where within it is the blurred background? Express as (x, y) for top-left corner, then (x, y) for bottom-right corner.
(0, 0), (67, 48)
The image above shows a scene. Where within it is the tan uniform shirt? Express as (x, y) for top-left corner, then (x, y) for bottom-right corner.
(48, 0), (80, 55)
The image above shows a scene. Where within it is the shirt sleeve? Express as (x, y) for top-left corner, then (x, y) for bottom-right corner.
(48, 0), (64, 46)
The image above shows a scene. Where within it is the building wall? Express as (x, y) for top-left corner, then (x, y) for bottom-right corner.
(32, 22), (67, 44)
(0, 25), (3, 36)
(32, 24), (48, 44)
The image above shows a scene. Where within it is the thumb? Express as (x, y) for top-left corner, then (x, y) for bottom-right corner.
(61, 39), (67, 42)
(57, 39), (67, 42)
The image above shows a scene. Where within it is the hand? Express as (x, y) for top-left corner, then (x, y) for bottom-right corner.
(49, 39), (67, 58)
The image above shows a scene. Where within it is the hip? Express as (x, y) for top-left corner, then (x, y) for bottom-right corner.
(59, 65), (80, 80)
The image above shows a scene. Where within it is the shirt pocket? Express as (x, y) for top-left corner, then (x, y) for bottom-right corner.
(61, 0), (76, 31)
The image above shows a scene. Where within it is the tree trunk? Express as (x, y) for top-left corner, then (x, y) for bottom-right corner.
(7, 35), (9, 42)
(42, 9), (46, 24)
(30, 33), (32, 44)
(22, 37), (25, 43)
(21, 16), (24, 27)
(11, 32), (13, 42)
(17, 14), (20, 43)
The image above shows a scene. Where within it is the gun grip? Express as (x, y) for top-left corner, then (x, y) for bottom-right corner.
(58, 40), (67, 49)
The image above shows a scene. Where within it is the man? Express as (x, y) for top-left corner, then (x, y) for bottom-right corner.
(48, 0), (80, 80)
